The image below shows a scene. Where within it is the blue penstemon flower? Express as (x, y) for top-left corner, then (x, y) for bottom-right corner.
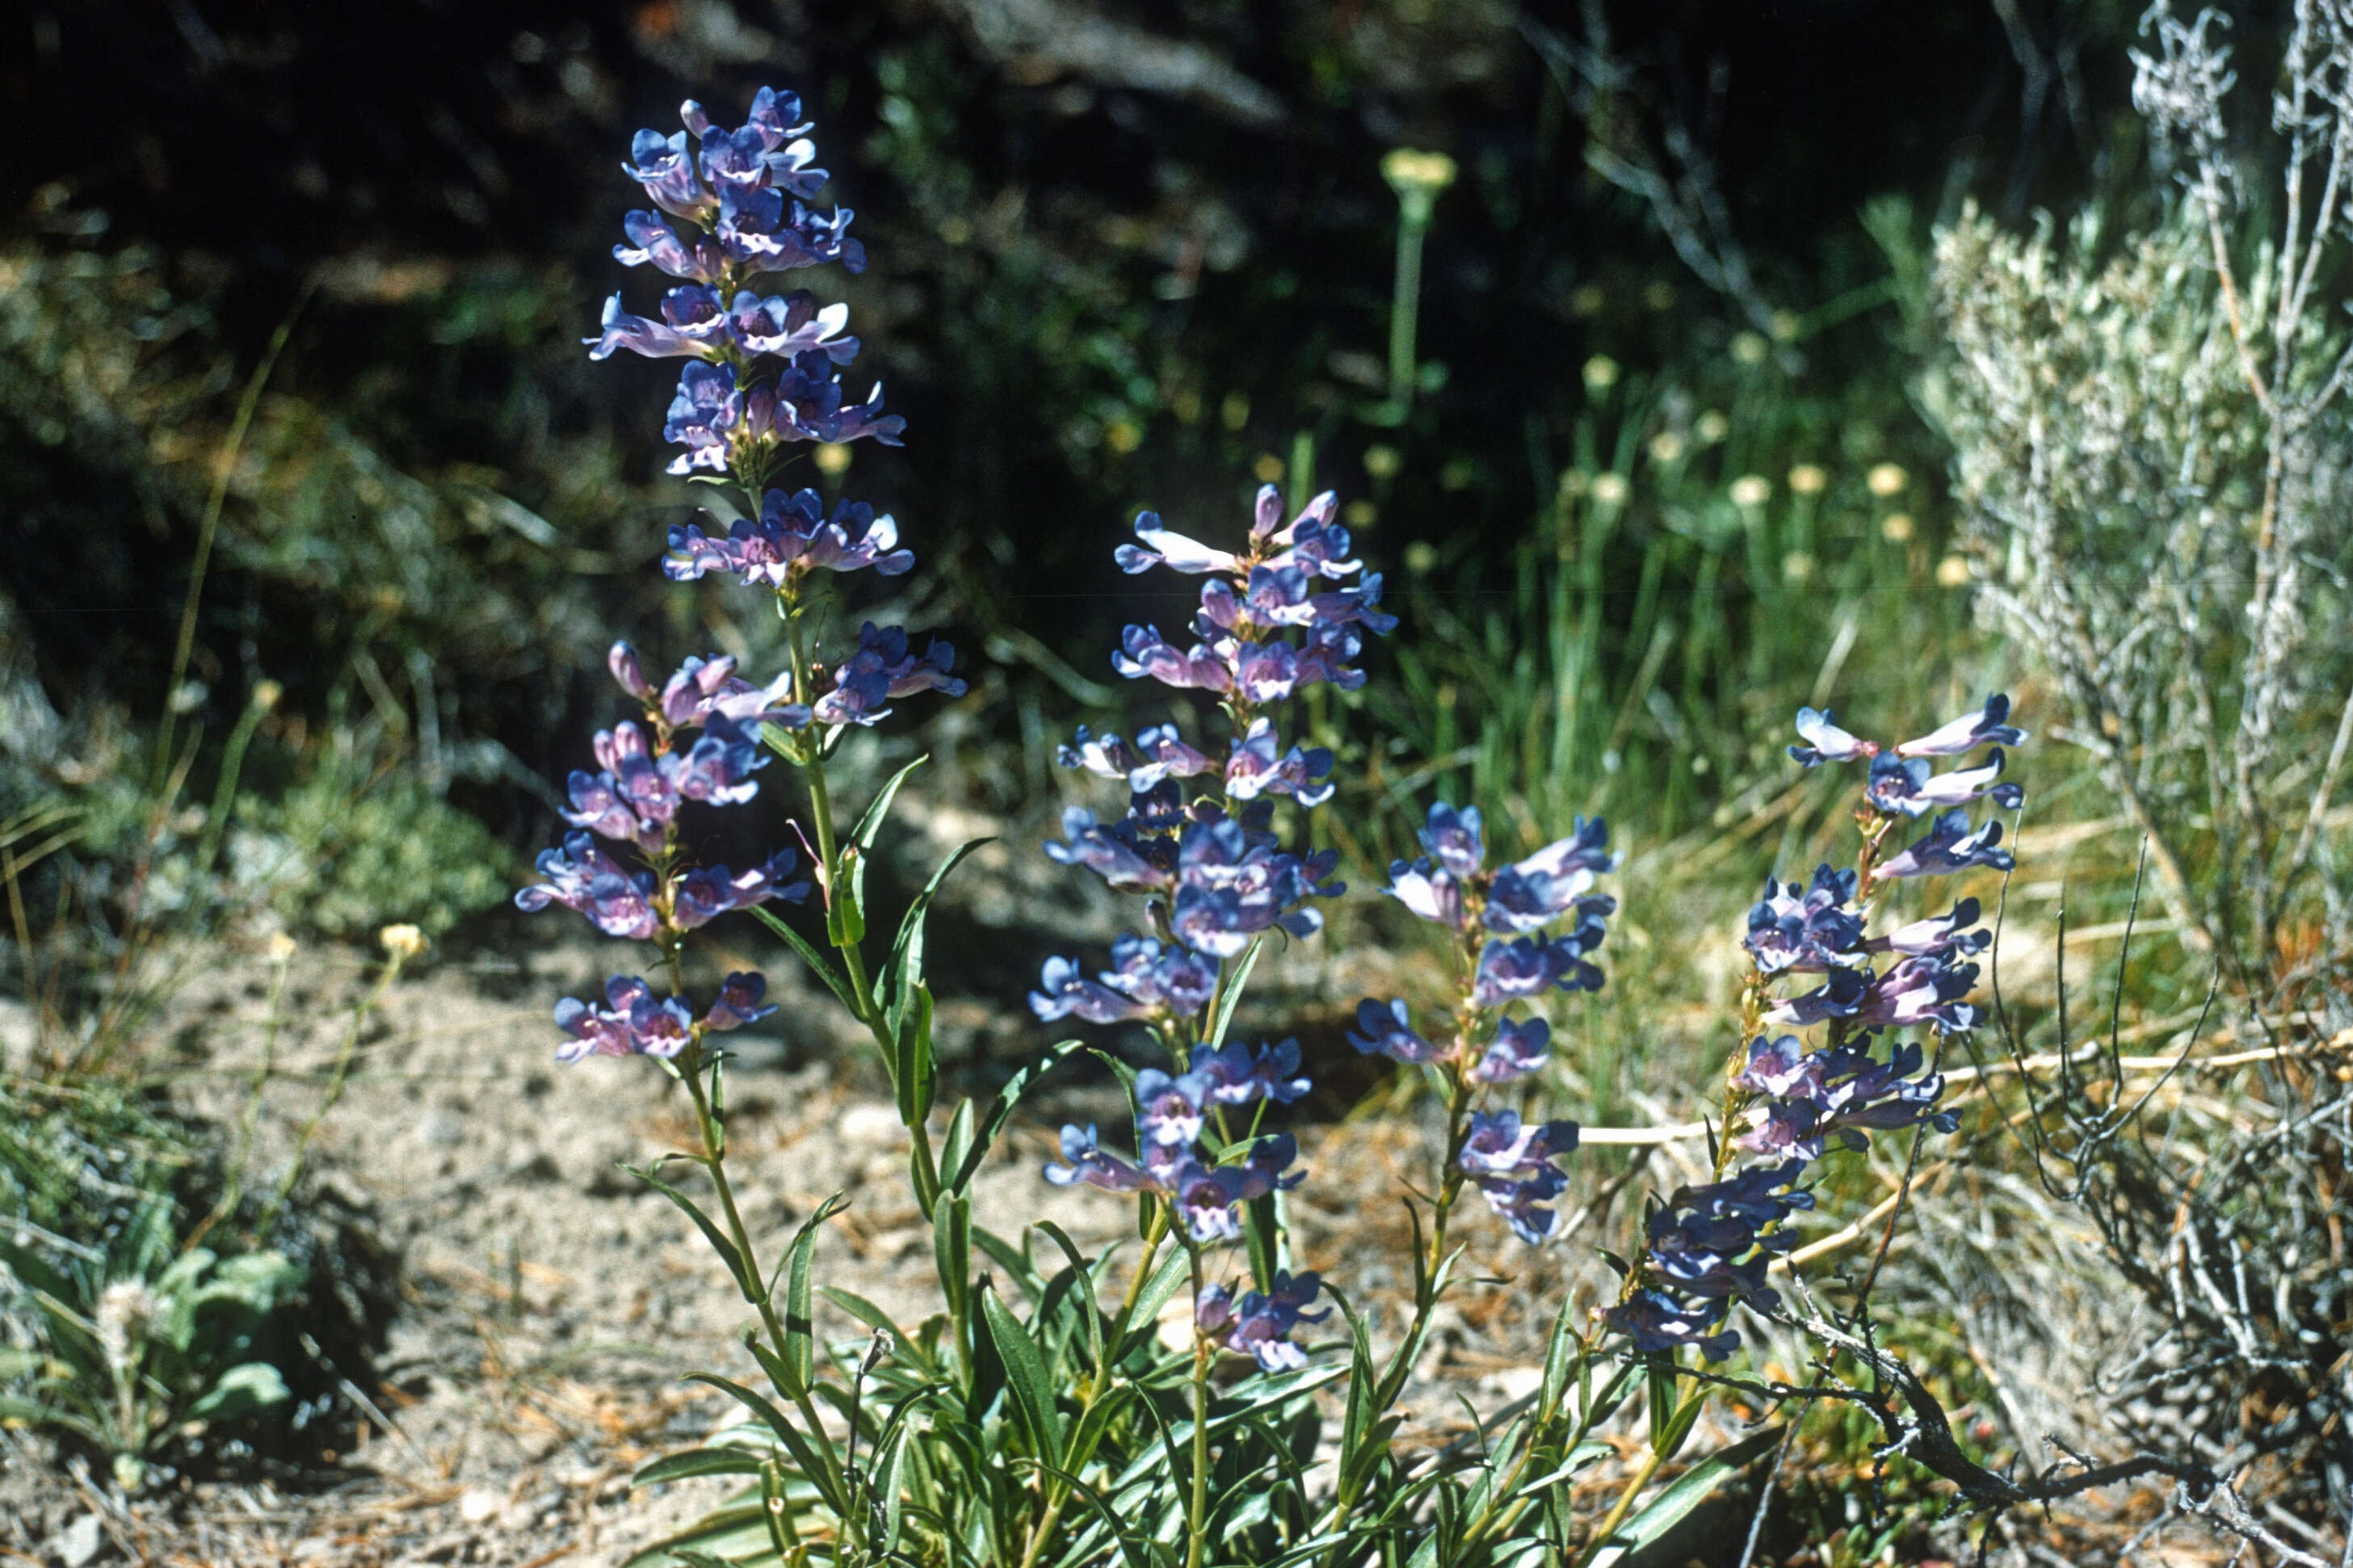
(1605, 694), (2025, 1360)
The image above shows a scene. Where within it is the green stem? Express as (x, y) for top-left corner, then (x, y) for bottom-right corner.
(785, 612), (943, 1217)
(1389, 208), (1429, 410)
(1185, 1246), (1212, 1568)
(682, 1056), (842, 1471)
(1571, 1444), (1670, 1568)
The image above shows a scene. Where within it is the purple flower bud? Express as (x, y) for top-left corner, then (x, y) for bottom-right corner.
(609, 641), (653, 699)
(1195, 1283), (1235, 1335)
(1788, 706), (1878, 767)
(1895, 693), (2027, 758)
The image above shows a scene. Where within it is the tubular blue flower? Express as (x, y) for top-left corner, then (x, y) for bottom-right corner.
(1868, 898), (1989, 959)
(713, 186), (867, 275)
(1347, 998), (1442, 1065)
(1866, 750), (2025, 818)
(1874, 809), (2015, 881)
(1043, 807), (1174, 893)
(1112, 624), (1233, 692)
(1736, 1037), (1956, 1159)
(1134, 1069), (1211, 1146)
(1191, 1038), (1312, 1105)
(552, 976), (697, 1063)
(1470, 1015), (1552, 1083)
(1788, 706), (1878, 767)
(756, 351), (901, 443)
(1458, 1110), (1581, 1178)
(614, 208), (720, 280)
(1472, 935), (1602, 1007)
(1057, 726), (1139, 780)
(1460, 1111), (1581, 1244)
(1847, 955), (1982, 1035)
(517, 833), (660, 940)
(1100, 935), (1219, 1014)
(664, 361), (743, 474)
(1744, 865), (1868, 975)
(1419, 802), (1485, 878)
(727, 290), (858, 361)
(1128, 725), (1216, 791)
(1168, 818), (1341, 956)
(1606, 1288), (1742, 1361)
(1028, 956), (1150, 1024)
(1759, 964), (1870, 1028)
(666, 488), (915, 587)
(1225, 717), (1334, 806)
(1386, 858), (1462, 927)
(1895, 693), (2027, 758)
(1043, 1125), (1150, 1192)
(654, 654), (807, 732)
(670, 714), (769, 805)
(703, 972), (775, 1032)
(1213, 1272), (1329, 1371)
(673, 850), (811, 929)
(622, 130), (716, 222)
(585, 284), (732, 361)
(813, 624), (964, 726)
(1115, 511), (1241, 576)
(1483, 862), (1616, 937)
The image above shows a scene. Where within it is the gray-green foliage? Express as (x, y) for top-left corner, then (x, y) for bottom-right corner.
(1922, 2), (2353, 984)
(0, 1080), (306, 1491)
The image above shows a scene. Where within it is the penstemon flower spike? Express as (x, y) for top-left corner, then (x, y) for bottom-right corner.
(517, 74), (2051, 1568)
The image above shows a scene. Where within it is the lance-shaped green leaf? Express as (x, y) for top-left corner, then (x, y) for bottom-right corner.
(751, 906), (859, 1016)
(979, 1284), (1065, 1460)
(952, 1037), (1084, 1196)
(626, 1163), (753, 1299)
(687, 1373), (849, 1519)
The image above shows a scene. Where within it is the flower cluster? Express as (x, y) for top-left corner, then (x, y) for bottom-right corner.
(590, 87), (901, 477)
(1195, 1271), (1329, 1372)
(1348, 802), (1616, 1242)
(1030, 486), (1386, 1025)
(1607, 696), (2024, 1360)
(522, 86), (960, 1066)
(1032, 486), (1393, 1372)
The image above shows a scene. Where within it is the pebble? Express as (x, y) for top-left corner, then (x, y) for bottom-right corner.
(456, 1488), (503, 1525)
(57, 1515), (104, 1568)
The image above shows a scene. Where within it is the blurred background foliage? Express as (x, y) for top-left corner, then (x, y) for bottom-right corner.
(0, 0), (2162, 946)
